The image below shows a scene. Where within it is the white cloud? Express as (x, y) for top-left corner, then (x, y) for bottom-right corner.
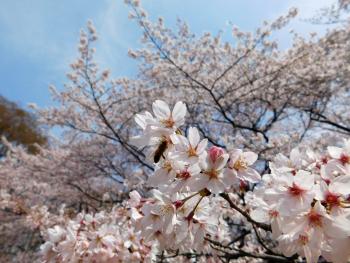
(93, 0), (140, 76)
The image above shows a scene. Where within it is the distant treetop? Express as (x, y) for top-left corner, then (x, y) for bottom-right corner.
(0, 95), (46, 156)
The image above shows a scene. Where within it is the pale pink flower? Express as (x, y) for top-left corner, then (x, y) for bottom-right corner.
(132, 100), (186, 148)
(319, 159), (345, 183)
(168, 164), (201, 194)
(281, 201), (350, 240)
(278, 228), (323, 263)
(147, 154), (183, 186)
(225, 149), (260, 183)
(270, 147), (306, 175)
(248, 196), (282, 238)
(322, 237), (350, 263)
(266, 170), (315, 216)
(140, 190), (177, 236)
(170, 127), (208, 164)
(152, 100), (186, 129)
(315, 175), (350, 214)
(328, 139), (350, 170)
(187, 146), (229, 194)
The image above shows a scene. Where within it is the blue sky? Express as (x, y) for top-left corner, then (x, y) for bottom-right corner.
(0, 0), (334, 109)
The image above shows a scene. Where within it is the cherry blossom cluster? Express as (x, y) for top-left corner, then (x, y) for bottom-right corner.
(133, 100), (261, 192)
(248, 142), (350, 263)
(132, 100), (350, 263)
(40, 206), (154, 263)
(131, 101), (261, 249)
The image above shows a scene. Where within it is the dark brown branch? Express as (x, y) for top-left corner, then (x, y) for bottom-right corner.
(219, 193), (271, 231)
(81, 56), (154, 171)
(206, 237), (293, 262)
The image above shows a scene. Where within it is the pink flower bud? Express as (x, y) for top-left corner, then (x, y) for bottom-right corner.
(208, 146), (224, 163)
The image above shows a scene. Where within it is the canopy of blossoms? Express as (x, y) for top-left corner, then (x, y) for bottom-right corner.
(1, 0), (350, 262)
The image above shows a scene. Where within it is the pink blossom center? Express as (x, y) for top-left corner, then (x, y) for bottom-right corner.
(340, 154), (350, 165)
(323, 178), (331, 185)
(162, 117), (175, 128)
(325, 192), (340, 207)
(316, 156), (329, 169)
(205, 169), (218, 179)
(173, 200), (184, 209)
(188, 146), (198, 157)
(298, 234), (309, 245)
(268, 210), (279, 218)
(239, 180), (248, 191)
(177, 170), (191, 180)
(308, 210), (322, 227)
(288, 183), (305, 196)
(321, 156), (328, 164)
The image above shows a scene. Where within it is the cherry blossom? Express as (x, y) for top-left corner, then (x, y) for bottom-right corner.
(225, 149), (261, 183)
(187, 146), (230, 194)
